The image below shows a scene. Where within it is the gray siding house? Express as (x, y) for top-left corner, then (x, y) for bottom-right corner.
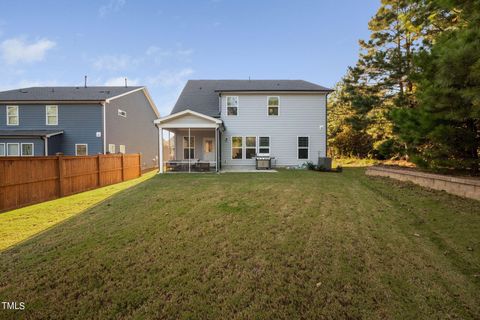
(0, 86), (159, 170)
(154, 80), (332, 172)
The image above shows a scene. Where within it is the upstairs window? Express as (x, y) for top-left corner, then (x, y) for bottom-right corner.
(298, 137), (309, 159)
(246, 137), (256, 159)
(226, 96), (238, 116)
(7, 105), (19, 125)
(231, 137), (243, 159)
(46, 105), (58, 125)
(258, 137), (270, 155)
(268, 96), (279, 116)
(118, 109), (127, 118)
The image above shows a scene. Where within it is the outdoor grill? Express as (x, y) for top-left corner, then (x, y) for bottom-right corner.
(255, 156), (272, 170)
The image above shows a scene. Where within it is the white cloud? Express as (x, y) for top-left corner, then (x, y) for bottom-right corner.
(99, 0), (126, 17)
(145, 46), (193, 64)
(0, 38), (56, 65)
(93, 54), (137, 71)
(146, 68), (194, 115)
(146, 68), (194, 88)
(104, 76), (139, 86)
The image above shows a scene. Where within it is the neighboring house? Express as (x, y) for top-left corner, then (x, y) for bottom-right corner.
(154, 80), (333, 172)
(0, 86), (159, 170)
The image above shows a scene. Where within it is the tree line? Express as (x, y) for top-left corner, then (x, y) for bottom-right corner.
(328, 0), (479, 175)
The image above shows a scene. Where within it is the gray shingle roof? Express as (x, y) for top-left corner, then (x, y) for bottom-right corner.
(0, 86), (143, 102)
(0, 130), (64, 137)
(171, 80), (332, 116)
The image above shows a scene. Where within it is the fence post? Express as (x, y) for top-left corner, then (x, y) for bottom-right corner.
(121, 153), (125, 181)
(138, 153), (142, 177)
(58, 155), (65, 197)
(97, 154), (102, 187)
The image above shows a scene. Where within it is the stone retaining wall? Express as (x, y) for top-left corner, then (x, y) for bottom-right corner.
(366, 166), (480, 200)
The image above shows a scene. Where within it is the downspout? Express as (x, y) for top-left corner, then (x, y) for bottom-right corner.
(43, 137), (48, 156)
(325, 93), (329, 158)
(102, 102), (107, 154)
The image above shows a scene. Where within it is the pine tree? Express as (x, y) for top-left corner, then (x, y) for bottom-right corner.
(393, 0), (480, 174)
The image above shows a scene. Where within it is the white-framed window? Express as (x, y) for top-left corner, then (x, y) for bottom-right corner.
(7, 143), (19, 156)
(226, 96), (239, 116)
(246, 136), (256, 159)
(46, 105), (58, 125)
(75, 144), (88, 156)
(298, 136), (309, 160)
(0, 143), (5, 156)
(258, 137), (270, 155)
(231, 136), (243, 159)
(183, 136), (195, 159)
(118, 109), (127, 118)
(7, 105), (19, 125)
(108, 144), (116, 153)
(267, 96), (279, 116)
(21, 143), (34, 156)
(119, 145), (126, 154)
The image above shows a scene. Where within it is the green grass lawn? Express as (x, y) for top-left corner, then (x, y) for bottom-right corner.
(0, 169), (479, 319)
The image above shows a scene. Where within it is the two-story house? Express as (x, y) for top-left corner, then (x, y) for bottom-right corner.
(154, 80), (332, 172)
(0, 86), (160, 170)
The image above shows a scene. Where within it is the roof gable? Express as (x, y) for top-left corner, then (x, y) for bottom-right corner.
(155, 109), (222, 128)
(171, 80), (332, 116)
(0, 86), (144, 102)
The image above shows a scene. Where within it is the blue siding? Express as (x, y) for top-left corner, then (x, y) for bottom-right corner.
(0, 104), (103, 155)
(0, 138), (44, 156)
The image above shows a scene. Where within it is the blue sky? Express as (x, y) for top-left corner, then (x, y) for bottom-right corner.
(0, 0), (378, 116)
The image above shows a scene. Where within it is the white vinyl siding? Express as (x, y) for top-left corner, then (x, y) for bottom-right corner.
(46, 105), (58, 125)
(221, 94), (326, 167)
(7, 105), (19, 125)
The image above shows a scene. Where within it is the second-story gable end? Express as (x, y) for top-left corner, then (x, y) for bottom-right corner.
(171, 80), (333, 117)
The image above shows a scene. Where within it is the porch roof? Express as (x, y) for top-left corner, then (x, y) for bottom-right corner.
(154, 109), (223, 129)
(0, 130), (64, 138)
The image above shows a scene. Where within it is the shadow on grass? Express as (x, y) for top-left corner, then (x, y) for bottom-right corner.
(0, 171), (157, 252)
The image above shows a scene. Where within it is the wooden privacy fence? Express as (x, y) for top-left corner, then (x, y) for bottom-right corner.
(0, 154), (142, 212)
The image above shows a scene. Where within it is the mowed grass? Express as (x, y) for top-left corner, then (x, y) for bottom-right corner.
(0, 171), (156, 251)
(0, 168), (479, 319)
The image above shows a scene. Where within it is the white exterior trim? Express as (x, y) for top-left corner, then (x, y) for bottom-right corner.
(6, 105), (19, 126)
(297, 136), (310, 160)
(258, 136), (271, 156)
(20, 143), (34, 156)
(102, 102), (106, 154)
(45, 131), (64, 138)
(45, 105), (58, 125)
(6, 143), (19, 156)
(226, 96), (239, 117)
(75, 143), (88, 156)
(154, 109), (222, 125)
(267, 96), (280, 116)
